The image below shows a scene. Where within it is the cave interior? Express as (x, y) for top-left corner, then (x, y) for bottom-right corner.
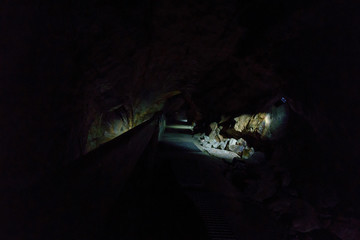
(1, 0), (360, 239)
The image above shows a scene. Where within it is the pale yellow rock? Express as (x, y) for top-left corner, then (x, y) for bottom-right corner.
(242, 147), (254, 159)
(234, 113), (270, 138)
(209, 122), (218, 130)
(234, 114), (252, 132)
(209, 122), (223, 142)
(237, 138), (247, 146)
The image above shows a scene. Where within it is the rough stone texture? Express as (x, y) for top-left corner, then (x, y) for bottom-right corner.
(232, 104), (288, 140)
(228, 138), (239, 151)
(197, 132), (255, 161)
(234, 114), (253, 132)
(1, 0), (360, 238)
(209, 122), (224, 142)
(242, 147), (255, 159)
(2, 0), (359, 185)
(203, 148), (239, 163)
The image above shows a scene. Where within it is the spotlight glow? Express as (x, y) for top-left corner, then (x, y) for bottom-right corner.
(264, 114), (271, 127)
(167, 124), (193, 130)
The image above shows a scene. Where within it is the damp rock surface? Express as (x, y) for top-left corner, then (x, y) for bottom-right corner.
(194, 122), (255, 161)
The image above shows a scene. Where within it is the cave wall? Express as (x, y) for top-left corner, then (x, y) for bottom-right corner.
(1, 0), (359, 211)
(0, 0), (245, 185)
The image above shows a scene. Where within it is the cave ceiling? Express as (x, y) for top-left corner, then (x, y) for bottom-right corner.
(1, 0), (359, 171)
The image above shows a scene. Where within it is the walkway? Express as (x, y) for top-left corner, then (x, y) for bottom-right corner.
(105, 120), (285, 239)
(158, 122), (285, 240)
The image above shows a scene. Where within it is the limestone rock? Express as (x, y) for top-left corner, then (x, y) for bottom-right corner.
(209, 122), (224, 142)
(237, 138), (247, 146)
(209, 122), (218, 141)
(233, 113), (272, 139)
(209, 122), (218, 131)
(234, 114), (252, 132)
(204, 148), (239, 163)
(232, 145), (245, 154)
(228, 138), (238, 151)
(218, 139), (228, 150)
(242, 147), (254, 159)
(226, 137), (255, 159)
(209, 131), (217, 141)
(211, 140), (220, 148)
(202, 141), (212, 148)
(195, 131), (255, 160)
(193, 133), (205, 140)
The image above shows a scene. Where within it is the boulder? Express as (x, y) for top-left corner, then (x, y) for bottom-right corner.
(209, 122), (218, 140)
(228, 138), (238, 151)
(193, 133), (202, 140)
(218, 139), (228, 150)
(211, 141), (220, 148)
(237, 138), (247, 146)
(234, 114), (252, 132)
(202, 142), (212, 148)
(209, 122), (218, 131)
(242, 147), (254, 159)
(209, 122), (224, 142)
(233, 112), (277, 139)
(232, 145), (245, 154)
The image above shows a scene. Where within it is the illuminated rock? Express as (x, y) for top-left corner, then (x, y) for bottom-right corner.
(211, 141), (220, 148)
(193, 133), (205, 140)
(218, 139), (228, 150)
(234, 113), (268, 137)
(202, 141), (212, 148)
(232, 105), (289, 141)
(237, 145), (245, 153)
(226, 137), (255, 158)
(209, 122), (218, 131)
(228, 138), (238, 151)
(209, 122), (224, 142)
(237, 138), (247, 146)
(242, 147), (254, 159)
(195, 132), (254, 159)
(204, 148), (239, 163)
(234, 114), (252, 132)
(232, 145), (245, 155)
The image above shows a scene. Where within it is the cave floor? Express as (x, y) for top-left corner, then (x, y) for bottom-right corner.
(106, 123), (285, 240)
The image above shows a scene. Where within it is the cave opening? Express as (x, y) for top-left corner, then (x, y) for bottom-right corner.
(1, 0), (359, 239)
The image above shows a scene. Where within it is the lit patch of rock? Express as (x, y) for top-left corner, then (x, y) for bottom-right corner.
(234, 113), (270, 138)
(233, 105), (289, 140)
(194, 122), (254, 160)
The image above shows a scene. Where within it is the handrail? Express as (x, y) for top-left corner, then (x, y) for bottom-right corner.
(29, 112), (164, 240)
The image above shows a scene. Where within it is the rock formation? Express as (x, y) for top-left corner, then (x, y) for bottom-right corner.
(194, 123), (255, 160)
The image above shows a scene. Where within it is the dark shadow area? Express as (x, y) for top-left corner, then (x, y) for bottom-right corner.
(1, 0), (359, 239)
(105, 141), (208, 240)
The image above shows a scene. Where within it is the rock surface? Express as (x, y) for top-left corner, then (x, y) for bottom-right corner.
(194, 123), (255, 161)
(232, 105), (288, 140)
(1, 0), (360, 239)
